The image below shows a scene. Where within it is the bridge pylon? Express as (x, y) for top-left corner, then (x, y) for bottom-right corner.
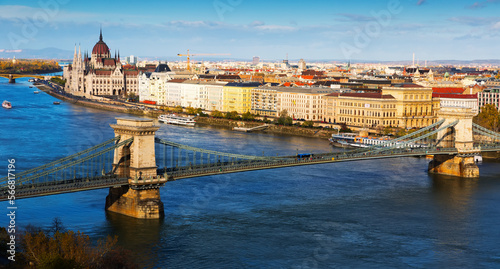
(429, 107), (480, 178)
(106, 118), (164, 219)
(8, 74), (15, 83)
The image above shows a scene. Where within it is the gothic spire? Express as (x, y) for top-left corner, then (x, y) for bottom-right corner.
(99, 26), (103, 41)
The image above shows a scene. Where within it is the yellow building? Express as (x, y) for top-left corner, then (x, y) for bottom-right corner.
(222, 82), (261, 113)
(381, 84), (436, 128)
(327, 92), (398, 127)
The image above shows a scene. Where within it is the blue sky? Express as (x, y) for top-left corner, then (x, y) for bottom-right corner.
(0, 0), (499, 61)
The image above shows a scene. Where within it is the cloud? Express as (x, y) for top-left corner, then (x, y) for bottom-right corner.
(448, 16), (500, 26)
(164, 20), (226, 28)
(335, 13), (375, 22)
(0, 5), (96, 22)
(416, 0), (426, 5)
(466, 0), (500, 9)
(252, 24), (296, 31)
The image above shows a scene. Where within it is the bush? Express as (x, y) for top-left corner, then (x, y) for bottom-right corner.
(302, 121), (314, 128)
(210, 110), (224, 118)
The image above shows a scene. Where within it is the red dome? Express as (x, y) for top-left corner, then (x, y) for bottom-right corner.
(92, 40), (109, 55)
(92, 29), (110, 55)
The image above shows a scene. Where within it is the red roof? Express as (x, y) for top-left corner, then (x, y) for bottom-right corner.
(340, 92), (395, 99)
(432, 87), (465, 94)
(432, 93), (477, 99)
(103, 59), (116, 66)
(95, 70), (112, 76)
(92, 40), (110, 55)
(124, 70), (138, 76)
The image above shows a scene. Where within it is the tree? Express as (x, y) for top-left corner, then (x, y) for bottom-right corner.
(18, 225), (138, 269)
(225, 111), (240, 120)
(211, 110), (224, 118)
(339, 123), (353, 133)
(474, 104), (500, 131)
(127, 92), (138, 102)
(276, 110), (293, 126)
(241, 111), (255, 121)
(302, 121), (314, 128)
(186, 106), (196, 115)
(174, 106), (183, 113)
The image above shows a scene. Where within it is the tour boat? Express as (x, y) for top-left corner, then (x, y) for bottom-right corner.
(53, 101), (61, 105)
(29, 85), (34, 88)
(158, 114), (196, 126)
(329, 133), (427, 149)
(2, 100), (12, 109)
(34, 90), (40, 94)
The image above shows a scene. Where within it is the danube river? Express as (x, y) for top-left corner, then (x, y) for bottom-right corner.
(2, 78), (500, 268)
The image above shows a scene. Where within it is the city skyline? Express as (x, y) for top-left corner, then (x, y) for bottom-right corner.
(0, 0), (499, 61)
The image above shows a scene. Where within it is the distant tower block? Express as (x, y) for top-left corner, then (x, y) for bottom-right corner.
(299, 59), (306, 70)
(252, 56), (260, 65)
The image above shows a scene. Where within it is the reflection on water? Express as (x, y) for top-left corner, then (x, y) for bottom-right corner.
(431, 175), (480, 268)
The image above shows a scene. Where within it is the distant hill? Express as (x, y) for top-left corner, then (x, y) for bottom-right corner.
(0, 48), (73, 60)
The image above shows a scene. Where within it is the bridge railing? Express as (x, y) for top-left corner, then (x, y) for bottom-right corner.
(0, 137), (133, 193)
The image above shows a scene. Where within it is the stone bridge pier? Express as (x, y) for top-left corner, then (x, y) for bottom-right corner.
(8, 74), (15, 83)
(105, 118), (164, 219)
(428, 107), (480, 178)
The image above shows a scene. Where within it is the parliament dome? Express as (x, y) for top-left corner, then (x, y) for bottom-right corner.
(92, 29), (110, 56)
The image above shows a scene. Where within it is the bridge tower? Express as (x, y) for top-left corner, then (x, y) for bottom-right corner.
(429, 106), (480, 178)
(105, 118), (164, 219)
(8, 74), (15, 84)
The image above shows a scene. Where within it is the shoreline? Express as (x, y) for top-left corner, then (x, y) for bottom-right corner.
(34, 84), (337, 139)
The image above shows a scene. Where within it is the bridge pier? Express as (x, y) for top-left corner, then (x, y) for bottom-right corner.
(428, 155), (479, 178)
(8, 74), (15, 83)
(429, 107), (480, 178)
(105, 185), (164, 219)
(106, 118), (163, 219)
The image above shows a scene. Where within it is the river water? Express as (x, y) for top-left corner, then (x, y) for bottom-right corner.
(1, 78), (500, 268)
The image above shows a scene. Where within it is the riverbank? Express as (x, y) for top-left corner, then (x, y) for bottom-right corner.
(195, 117), (336, 139)
(35, 84), (336, 139)
(35, 84), (163, 117)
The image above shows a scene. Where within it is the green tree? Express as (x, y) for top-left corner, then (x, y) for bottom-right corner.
(225, 111), (240, 120)
(302, 121), (314, 128)
(211, 110), (224, 118)
(276, 110), (293, 126)
(127, 92), (138, 102)
(241, 111), (255, 121)
(474, 104), (500, 131)
(339, 123), (353, 133)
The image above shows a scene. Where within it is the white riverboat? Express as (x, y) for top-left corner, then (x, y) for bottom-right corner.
(329, 133), (427, 149)
(158, 114), (196, 126)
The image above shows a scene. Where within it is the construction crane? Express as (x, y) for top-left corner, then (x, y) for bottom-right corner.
(177, 49), (231, 71)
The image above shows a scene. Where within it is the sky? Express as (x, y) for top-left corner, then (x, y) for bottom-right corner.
(0, 0), (499, 61)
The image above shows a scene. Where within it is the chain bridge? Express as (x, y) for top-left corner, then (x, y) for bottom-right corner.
(1, 107), (500, 219)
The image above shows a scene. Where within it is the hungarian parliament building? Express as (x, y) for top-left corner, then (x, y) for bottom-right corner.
(63, 29), (140, 98)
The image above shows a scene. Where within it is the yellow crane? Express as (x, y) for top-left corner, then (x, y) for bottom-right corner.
(177, 49), (231, 71)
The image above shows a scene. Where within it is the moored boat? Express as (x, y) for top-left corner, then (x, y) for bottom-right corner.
(158, 114), (196, 126)
(329, 133), (427, 149)
(53, 101), (61, 105)
(2, 100), (12, 109)
(34, 90), (40, 94)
